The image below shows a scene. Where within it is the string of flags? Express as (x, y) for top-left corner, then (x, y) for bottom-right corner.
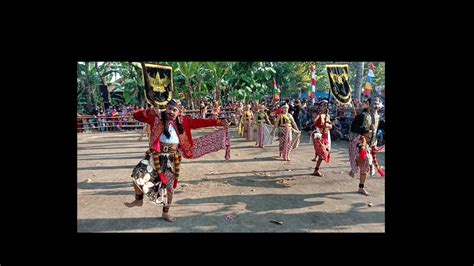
(364, 63), (376, 97)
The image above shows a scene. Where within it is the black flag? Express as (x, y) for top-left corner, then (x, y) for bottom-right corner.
(142, 63), (174, 107)
(326, 65), (352, 104)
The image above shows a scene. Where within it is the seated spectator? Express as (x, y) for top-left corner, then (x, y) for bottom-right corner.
(331, 117), (343, 141)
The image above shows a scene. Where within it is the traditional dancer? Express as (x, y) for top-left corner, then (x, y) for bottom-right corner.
(348, 98), (373, 196)
(125, 100), (229, 221)
(271, 103), (300, 161)
(254, 104), (272, 147)
(311, 100), (332, 176)
(239, 104), (254, 141)
(368, 97), (385, 177)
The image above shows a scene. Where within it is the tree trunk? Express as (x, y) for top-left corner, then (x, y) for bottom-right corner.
(84, 62), (95, 113)
(354, 62), (365, 102)
(137, 85), (144, 106)
(185, 80), (195, 110)
(195, 81), (201, 109)
(185, 92), (192, 110)
(134, 65), (145, 107)
(216, 78), (222, 102)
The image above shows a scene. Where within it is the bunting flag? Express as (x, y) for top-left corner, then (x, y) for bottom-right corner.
(310, 65), (316, 104)
(364, 82), (372, 97)
(364, 63), (376, 97)
(273, 78), (280, 102)
(367, 63), (376, 84)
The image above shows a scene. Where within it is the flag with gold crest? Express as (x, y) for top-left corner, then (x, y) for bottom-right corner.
(142, 63), (174, 107)
(326, 64), (352, 104)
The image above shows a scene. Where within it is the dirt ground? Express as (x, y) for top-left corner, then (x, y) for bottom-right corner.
(77, 127), (385, 232)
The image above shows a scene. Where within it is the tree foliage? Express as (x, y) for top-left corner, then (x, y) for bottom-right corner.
(77, 61), (384, 112)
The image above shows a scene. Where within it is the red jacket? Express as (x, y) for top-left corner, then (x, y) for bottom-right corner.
(134, 108), (223, 159)
(313, 113), (331, 141)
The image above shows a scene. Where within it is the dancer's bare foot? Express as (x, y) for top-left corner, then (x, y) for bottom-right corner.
(358, 188), (370, 196)
(312, 170), (323, 176)
(162, 213), (176, 222)
(349, 171), (355, 178)
(124, 199), (143, 208)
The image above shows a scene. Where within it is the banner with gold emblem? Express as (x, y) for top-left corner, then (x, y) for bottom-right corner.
(326, 64), (352, 104)
(142, 63), (173, 107)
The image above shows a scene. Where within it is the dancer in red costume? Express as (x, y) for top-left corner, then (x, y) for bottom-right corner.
(125, 100), (229, 222)
(311, 100), (332, 176)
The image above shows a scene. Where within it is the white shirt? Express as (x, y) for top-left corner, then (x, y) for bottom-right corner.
(160, 124), (180, 144)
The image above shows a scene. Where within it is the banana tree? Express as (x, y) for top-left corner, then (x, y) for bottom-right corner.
(206, 62), (232, 102)
(253, 62), (275, 100)
(114, 62), (146, 106)
(220, 62), (274, 104)
(77, 62), (103, 113)
(176, 62), (202, 110)
(77, 62), (90, 110)
(130, 62), (145, 106)
(93, 62), (120, 106)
